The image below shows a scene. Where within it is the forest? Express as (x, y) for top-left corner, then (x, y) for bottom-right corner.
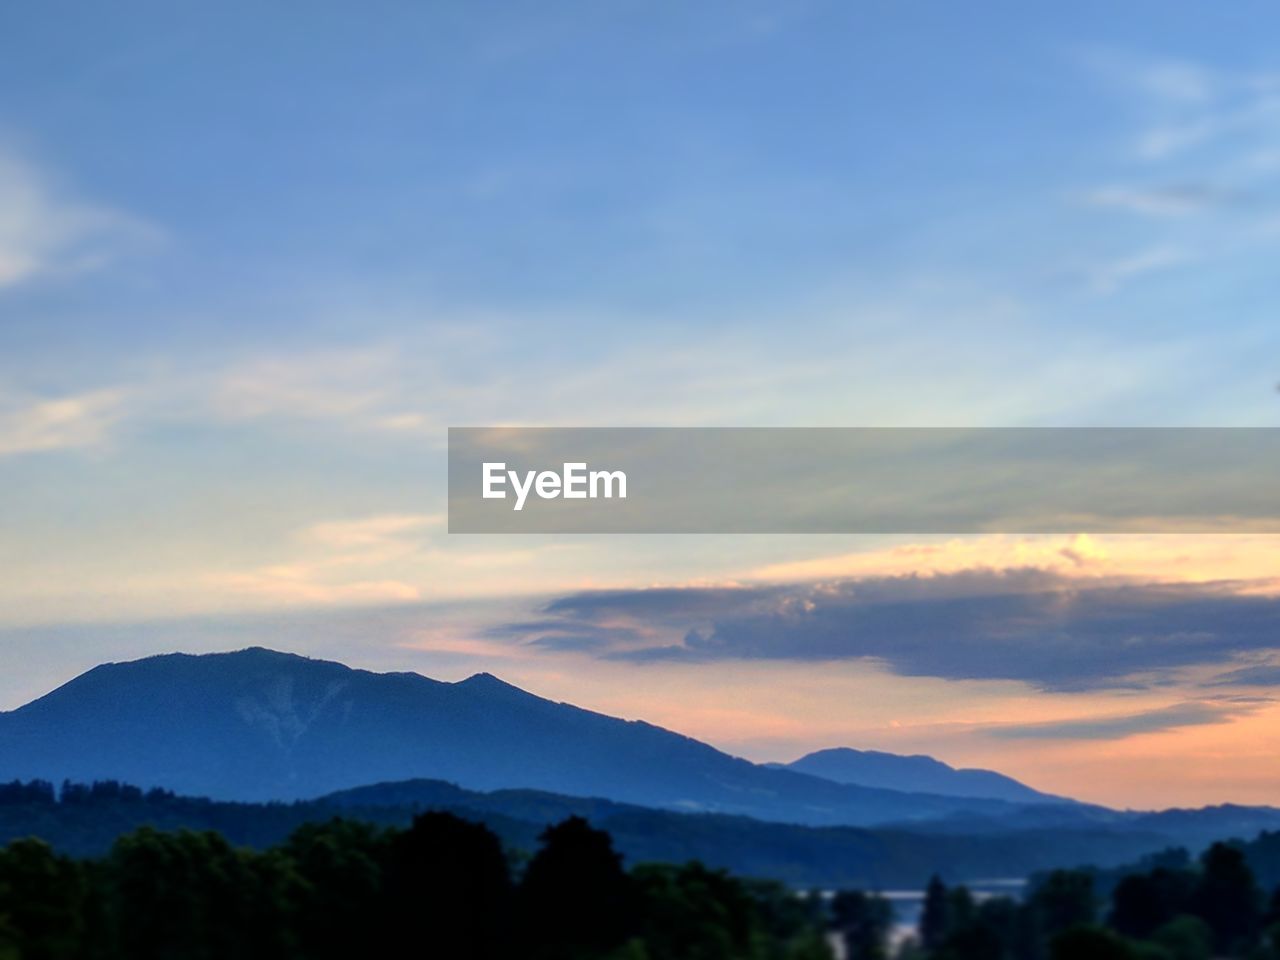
(2, 780), (1280, 959)
(0, 808), (831, 960)
(0, 778), (1185, 887)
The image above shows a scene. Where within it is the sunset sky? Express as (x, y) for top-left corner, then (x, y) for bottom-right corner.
(2, 1), (1279, 809)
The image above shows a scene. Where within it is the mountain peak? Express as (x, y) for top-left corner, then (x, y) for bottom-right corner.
(233, 646), (312, 659)
(456, 671), (533, 697)
(786, 746), (1064, 805)
(806, 747), (950, 765)
(92, 647), (340, 672)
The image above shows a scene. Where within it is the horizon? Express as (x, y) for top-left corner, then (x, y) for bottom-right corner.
(2, 1), (1279, 812)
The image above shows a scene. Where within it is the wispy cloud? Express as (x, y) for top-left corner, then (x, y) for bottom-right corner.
(1083, 183), (1238, 217)
(1136, 91), (1280, 162)
(0, 147), (155, 290)
(213, 347), (404, 423)
(1207, 662), (1280, 687)
(1089, 52), (1280, 160)
(1074, 52), (1280, 298)
(209, 513), (441, 606)
(306, 514), (442, 549)
(1132, 60), (1216, 105)
(0, 389), (127, 457)
(1087, 246), (1190, 295)
(984, 699), (1262, 740)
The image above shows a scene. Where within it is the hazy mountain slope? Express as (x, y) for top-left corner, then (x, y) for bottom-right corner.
(0, 777), (1176, 888)
(1129, 804), (1280, 851)
(325, 779), (1175, 887)
(785, 747), (1066, 804)
(0, 648), (1054, 827)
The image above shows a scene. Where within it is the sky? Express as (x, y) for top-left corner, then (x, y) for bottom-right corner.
(1, 0), (1279, 809)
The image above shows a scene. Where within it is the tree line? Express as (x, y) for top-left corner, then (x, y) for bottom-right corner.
(0, 810), (832, 960)
(834, 840), (1280, 960)
(3, 779), (1280, 959)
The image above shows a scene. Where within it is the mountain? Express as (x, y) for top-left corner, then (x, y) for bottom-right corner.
(0, 777), (1180, 888)
(783, 747), (1066, 804)
(0, 647), (1065, 827)
(4, 777), (1276, 888)
(1130, 804), (1280, 852)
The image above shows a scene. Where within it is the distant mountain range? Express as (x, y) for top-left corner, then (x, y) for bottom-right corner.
(780, 748), (1067, 805)
(0, 647), (1276, 853)
(0, 776), (1174, 888)
(2, 776), (1277, 889)
(0, 648), (1049, 827)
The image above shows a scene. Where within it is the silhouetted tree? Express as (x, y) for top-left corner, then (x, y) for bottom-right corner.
(0, 781), (54, 806)
(0, 796), (835, 960)
(385, 811), (512, 960)
(1193, 842), (1261, 953)
(1048, 925), (1144, 960)
(1149, 915), (1211, 960)
(1028, 870), (1095, 939)
(930, 892), (1035, 960)
(745, 879), (831, 957)
(1262, 889), (1280, 960)
(286, 819), (387, 960)
(0, 916), (16, 960)
(0, 838), (88, 960)
(1108, 867), (1194, 939)
(106, 826), (300, 960)
(920, 874), (949, 951)
(518, 816), (635, 959)
(633, 861), (762, 960)
(944, 886), (977, 943)
(830, 890), (891, 960)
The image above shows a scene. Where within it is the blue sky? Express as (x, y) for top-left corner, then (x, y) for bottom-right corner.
(2, 1), (1280, 806)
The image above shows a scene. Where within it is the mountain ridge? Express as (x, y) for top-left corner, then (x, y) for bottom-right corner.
(1, 774), (1277, 889)
(782, 746), (1069, 805)
(0, 647), (1068, 828)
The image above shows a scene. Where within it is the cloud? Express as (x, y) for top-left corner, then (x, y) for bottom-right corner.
(0, 389), (127, 457)
(1135, 92), (1280, 161)
(305, 514), (442, 549)
(203, 290), (1175, 437)
(1088, 53), (1280, 160)
(1134, 61), (1216, 105)
(1084, 55), (1218, 107)
(983, 700), (1256, 740)
(503, 569), (1280, 691)
(213, 348), (403, 422)
(1087, 246), (1190, 295)
(1207, 662), (1280, 687)
(1076, 52), (1280, 296)
(213, 572), (421, 605)
(497, 620), (653, 653)
(1083, 183), (1237, 217)
(0, 147), (155, 290)
(747, 534), (1280, 588)
(208, 513), (439, 606)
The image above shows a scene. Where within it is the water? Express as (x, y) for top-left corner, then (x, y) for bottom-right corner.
(882, 879), (1027, 946)
(818, 878), (1028, 951)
